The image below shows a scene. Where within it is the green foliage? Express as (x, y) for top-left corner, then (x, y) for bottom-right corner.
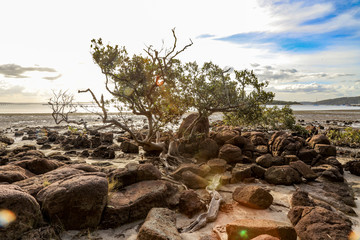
(68, 126), (87, 136)
(90, 36), (189, 141)
(327, 127), (360, 145)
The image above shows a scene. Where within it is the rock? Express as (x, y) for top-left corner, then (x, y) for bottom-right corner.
(197, 138), (219, 160)
(207, 158), (228, 174)
(40, 144), (52, 150)
(215, 130), (239, 146)
(120, 140), (139, 153)
(12, 145), (37, 155)
(265, 166), (302, 185)
(0, 135), (14, 145)
(269, 132), (302, 156)
(137, 208), (181, 240)
(344, 160), (360, 176)
(179, 190), (206, 218)
(251, 235), (280, 240)
(100, 132), (113, 144)
(92, 145), (115, 159)
(182, 170), (208, 189)
(226, 219), (297, 240)
(20, 226), (60, 240)
(13, 157), (64, 175)
(314, 144), (336, 157)
(218, 144), (243, 164)
(225, 135), (248, 149)
(47, 153), (71, 162)
(255, 145), (268, 154)
(290, 190), (315, 207)
(14, 166), (85, 196)
(90, 136), (101, 148)
(36, 172), (108, 230)
(289, 161), (318, 180)
(283, 155), (299, 163)
(100, 180), (176, 228)
(0, 184), (42, 240)
(14, 149), (45, 158)
(256, 154), (273, 168)
(221, 171), (232, 185)
(231, 163), (266, 183)
(312, 164), (344, 182)
(108, 163), (162, 190)
(247, 132), (268, 146)
(70, 163), (100, 172)
(297, 148), (318, 165)
(0, 165), (34, 183)
(231, 164), (253, 183)
(171, 163), (209, 179)
(233, 185), (273, 209)
(177, 113), (209, 138)
(287, 206), (313, 226)
(308, 134), (330, 148)
(313, 156), (343, 173)
(294, 207), (352, 240)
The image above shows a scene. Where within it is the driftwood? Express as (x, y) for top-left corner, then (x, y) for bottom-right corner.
(180, 190), (223, 233)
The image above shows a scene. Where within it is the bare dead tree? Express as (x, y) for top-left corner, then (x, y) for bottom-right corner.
(48, 90), (89, 130)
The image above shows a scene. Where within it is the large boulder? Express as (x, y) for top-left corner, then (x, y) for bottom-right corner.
(256, 154), (274, 168)
(218, 144), (243, 164)
(100, 180), (177, 228)
(214, 130), (239, 146)
(308, 134), (330, 148)
(108, 163), (162, 190)
(265, 166), (302, 185)
(137, 208), (181, 240)
(297, 148), (318, 165)
(293, 207), (352, 240)
(269, 132), (302, 156)
(196, 138), (219, 160)
(0, 165), (34, 183)
(289, 160), (318, 181)
(207, 158), (228, 174)
(0, 184), (42, 240)
(314, 144), (336, 157)
(226, 219), (297, 240)
(14, 166), (85, 196)
(233, 185), (273, 209)
(36, 172), (108, 230)
(177, 113), (209, 138)
(12, 157), (64, 175)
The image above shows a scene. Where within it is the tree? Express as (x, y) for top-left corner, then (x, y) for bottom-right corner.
(82, 29), (192, 151)
(179, 61), (274, 138)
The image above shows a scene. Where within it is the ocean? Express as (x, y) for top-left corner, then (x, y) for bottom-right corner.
(2, 103), (360, 114)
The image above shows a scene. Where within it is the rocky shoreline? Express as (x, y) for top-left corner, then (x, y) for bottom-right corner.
(0, 113), (360, 240)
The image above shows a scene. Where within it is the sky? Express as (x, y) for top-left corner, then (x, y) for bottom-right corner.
(0, 0), (359, 103)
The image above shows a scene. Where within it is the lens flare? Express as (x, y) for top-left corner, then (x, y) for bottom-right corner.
(239, 229), (248, 239)
(349, 231), (360, 240)
(206, 174), (222, 191)
(0, 209), (16, 228)
(155, 75), (164, 86)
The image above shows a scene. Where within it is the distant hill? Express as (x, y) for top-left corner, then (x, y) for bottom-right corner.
(312, 96), (360, 105)
(270, 100), (301, 105)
